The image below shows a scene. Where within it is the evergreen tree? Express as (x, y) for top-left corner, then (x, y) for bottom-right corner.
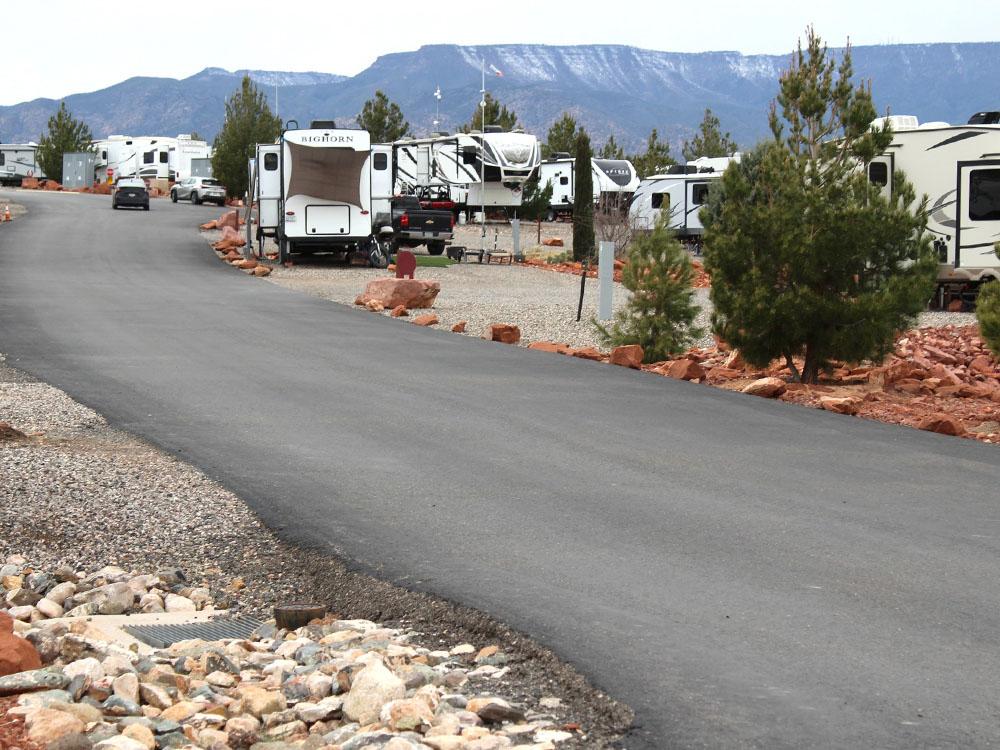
(572, 131), (595, 262)
(976, 245), (1000, 356)
(701, 28), (937, 383)
(545, 112), (579, 156)
(517, 175), (553, 221)
(599, 134), (625, 159)
(36, 103), (93, 184)
(212, 76), (282, 198)
(464, 93), (518, 132)
(595, 214), (701, 362)
(356, 90), (411, 143)
(630, 129), (675, 178)
(682, 109), (738, 161)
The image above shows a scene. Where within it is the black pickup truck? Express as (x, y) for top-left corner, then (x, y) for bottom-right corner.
(390, 195), (454, 256)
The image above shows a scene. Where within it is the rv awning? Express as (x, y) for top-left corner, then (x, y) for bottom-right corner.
(286, 141), (368, 206)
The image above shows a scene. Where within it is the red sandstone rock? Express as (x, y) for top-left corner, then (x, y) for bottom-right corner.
(0, 612), (42, 676)
(609, 345), (644, 369)
(819, 396), (863, 415)
(412, 314), (439, 327)
(665, 359), (706, 381)
(570, 346), (604, 361)
(741, 377), (787, 398)
(390, 305), (408, 318)
(451, 321), (467, 333)
(217, 210), (239, 231)
(917, 413), (966, 436)
(529, 341), (573, 355)
(484, 324), (521, 344)
(360, 279), (440, 309)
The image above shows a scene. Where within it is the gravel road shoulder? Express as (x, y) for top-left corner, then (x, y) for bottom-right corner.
(0, 353), (632, 747)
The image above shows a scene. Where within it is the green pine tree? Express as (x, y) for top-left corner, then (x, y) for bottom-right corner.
(630, 129), (675, 178)
(595, 214), (702, 362)
(36, 103), (93, 184)
(572, 131), (595, 262)
(682, 109), (738, 161)
(211, 76), (282, 199)
(599, 134), (625, 159)
(544, 112), (579, 157)
(976, 245), (1000, 356)
(701, 28), (937, 383)
(464, 93), (519, 132)
(356, 90), (411, 143)
(517, 175), (553, 221)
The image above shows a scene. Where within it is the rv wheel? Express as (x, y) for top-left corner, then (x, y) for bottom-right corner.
(278, 238), (289, 264)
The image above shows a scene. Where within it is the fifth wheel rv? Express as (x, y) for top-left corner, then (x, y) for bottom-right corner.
(274, 121), (393, 266)
(867, 113), (1000, 294)
(393, 127), (541, 215)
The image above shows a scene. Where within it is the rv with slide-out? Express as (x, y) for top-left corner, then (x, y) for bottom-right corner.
(539, 155), (640, 220)
(866, 113), (1000, 298)
(270, 121), (393, 266)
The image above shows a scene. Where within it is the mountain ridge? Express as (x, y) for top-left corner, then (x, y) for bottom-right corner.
(2, 42), (997, 153)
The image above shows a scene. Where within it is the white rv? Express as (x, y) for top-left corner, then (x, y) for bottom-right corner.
(539, 155), (640, 219)
(0, 143), (44, 185)
(248, 143), (282, 254)
(275, 121), (393, 266)
(628, 155), (739, 244)
(393, 126), (541, 214)
(93, 134), (211, 182)
(867, 113), (1000, 290)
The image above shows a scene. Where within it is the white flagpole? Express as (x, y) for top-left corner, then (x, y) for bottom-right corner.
(480, 59), (486, 254)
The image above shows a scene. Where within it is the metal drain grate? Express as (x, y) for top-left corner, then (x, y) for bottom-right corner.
(122, 615), (263, 648)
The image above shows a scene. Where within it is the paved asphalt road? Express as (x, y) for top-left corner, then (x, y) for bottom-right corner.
(2, 189), (999, 748)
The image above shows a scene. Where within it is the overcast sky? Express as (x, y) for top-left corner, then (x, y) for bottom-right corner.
(4, 0), (996, 106)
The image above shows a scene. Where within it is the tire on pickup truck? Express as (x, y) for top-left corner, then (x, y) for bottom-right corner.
(427, 241), (446, 256)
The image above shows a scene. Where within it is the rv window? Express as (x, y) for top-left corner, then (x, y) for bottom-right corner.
(373, 152), (388, 171)
(869, 162), (889, 186)
(691, 183), (710, 205)
(263, 152), (278, 171)
(651, 193), (667, 210)
(143, 151), (154, 164)
(969, 169), (1000, 221)
(102, 151), (108, 160)
(0, 153), (4, 166)
(560, 176), (569, 186)
(159, 152), (169, 164)
(462, 146), (477, 165)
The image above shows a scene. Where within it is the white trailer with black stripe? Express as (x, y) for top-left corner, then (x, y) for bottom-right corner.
(0, 142), (44, 185)
(540, 155), (640, 220)
(866, 113), (1000, 296)
(628, 156), (738, 248)
(275, 121), (393, 266)
(392, 126), (541, 214)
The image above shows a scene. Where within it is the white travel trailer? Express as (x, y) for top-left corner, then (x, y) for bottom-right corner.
(628, 155), (739, 244)
(539, 155), (640, 219)
(275, 121), (393, 266)
(248, 143), (282, 253)
(0, 142), (44, 185)
(393, 127), (541, 213)
(93, 134), (211, 182)
(867, 113), (1000, 292)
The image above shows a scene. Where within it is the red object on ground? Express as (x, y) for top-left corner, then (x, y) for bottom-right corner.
(0, 612), (42, 676)
(396, 250), (417, 279)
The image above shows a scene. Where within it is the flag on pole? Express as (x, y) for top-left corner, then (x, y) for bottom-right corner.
(489, 64), (504, 78)
(434, 86), (442, 100)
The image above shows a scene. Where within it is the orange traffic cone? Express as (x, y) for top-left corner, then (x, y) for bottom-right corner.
(3, 206), (10, 222)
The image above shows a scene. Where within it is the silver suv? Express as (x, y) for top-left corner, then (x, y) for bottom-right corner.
(171, 176), (226, 206)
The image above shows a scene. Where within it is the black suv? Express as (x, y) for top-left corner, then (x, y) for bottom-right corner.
(112, 177), (150, 210)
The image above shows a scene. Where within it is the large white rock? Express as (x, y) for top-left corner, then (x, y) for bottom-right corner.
(163, 593), (196, 613)
(342, 661), (405, 725)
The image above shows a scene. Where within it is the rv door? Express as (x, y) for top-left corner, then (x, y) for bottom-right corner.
(416, 148), (430, 184)
(868, 155), (893, 199)
(956, 162), (1000, 269)
(370, 146), (393, 224)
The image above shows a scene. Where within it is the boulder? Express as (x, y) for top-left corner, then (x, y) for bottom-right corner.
(121, 723), (156, 750)
(25, 707), (86, 745)
(217, 211), (239, 231)
(970, 355), (995, 375)
(570, 346), (604, 361)
(723, 349), (746, 370)
(199, 220), (218, 231)
(252, 265), (271, 277)
(609, 345), (644, 369)
(741, 377), (787, 398)
(451, 321), (467, 333)
(365, 300), (385, 312)
(360, 278), (440, 309)
(235, 259), (257, 270)
(342, 661), (405, 725)
(917, 413), (967, 436)
(665, 359), (706, 381)
(0, 611), (42, 676)
(390, 305), (408, 318)
(819, 396), (862, 416)
(380, 698), (434, 733)
(238, 686), (286, 718)
(412, 314), (439, 327)
(484, 324), (521, 344)
(466, 697), (525, 723)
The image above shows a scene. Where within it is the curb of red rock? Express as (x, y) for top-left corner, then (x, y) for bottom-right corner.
(1, 555), (584, 750)
(516, 258), (711, 289)
(199, 213), (273, 278)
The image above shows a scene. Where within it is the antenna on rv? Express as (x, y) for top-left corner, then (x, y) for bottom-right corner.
(480, 60), (487, 254)
(433, 85), (442, 130)
(275, 83), (279, 120)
